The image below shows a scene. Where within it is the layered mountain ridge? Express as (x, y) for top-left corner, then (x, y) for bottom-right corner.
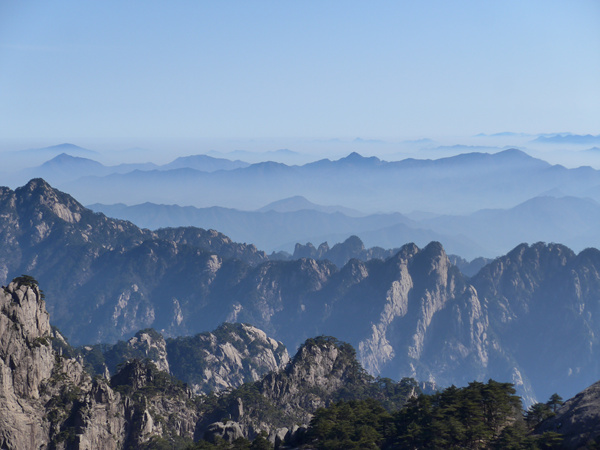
(2, 179), (600, 404)
(89, 191), (600, 259)
(2, 274), (600, 449)
(0, 277), (419, 448)
(11, 148), (600, 259)
(38, 148), (600, 214)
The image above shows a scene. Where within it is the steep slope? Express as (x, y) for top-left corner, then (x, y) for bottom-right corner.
(472, 243), (600, 400)
(0, 179), (268, 344)
(196, 336), (419, 443)
(0, 276), (290, 448)
(0, 276), (149, 449)
(166, 322), (289, 394)
(536, 380), (600, 448)
(0, 277), (55, 448)
(0, 278), (419, 448)
(316, 242), (499, 391)
(5, 180), (600, 405)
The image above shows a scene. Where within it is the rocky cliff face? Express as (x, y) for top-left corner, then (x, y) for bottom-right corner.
(80, 323), (289, 396)
(155, 227), (267, 266)
(81, 327), (171, 377)
(196, 336), (417, 444)
(0, 277), (133, 449)
(12, 268), (600, 449)
(0, 276), (417, 448)
(0, 275), (282, 448)
(125, 329), (170, 373)
(5, 179), (600, 405)
(0, 179), (268, 344)
(0, 277), (240, 448)
(471, 242), (600, 401)
(345, 242), (495, 390)
(167, 322), (289, 394)
(536, 380), (600, 448)
(258, 336), (368, 423)
(260, 240), (600, 404)
(0, 278), (55, 448)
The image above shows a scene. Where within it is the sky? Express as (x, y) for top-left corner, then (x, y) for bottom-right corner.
(0, 1), (599, 156)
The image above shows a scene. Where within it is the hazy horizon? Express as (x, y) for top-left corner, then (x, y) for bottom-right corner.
(1, 1), (598, 152)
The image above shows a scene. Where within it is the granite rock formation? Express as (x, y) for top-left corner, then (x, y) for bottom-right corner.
(536, 380), (600, 448)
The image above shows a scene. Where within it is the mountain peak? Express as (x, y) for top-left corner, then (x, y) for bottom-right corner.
(258, 195), (316, 213)
(342, 234), (365, 249)
(493, 148), (534, 160)
(41, 152), (103, 168)
(290, 336), (361, 371)
(16, 178), (87, 223)
(50, 152), (72, 160)
(334, 152), (383, 167)
(346, 151), (363, 159)
(258, 195), (364, 216)
(23, 177), (53, 192)
(39, 143), (97, 154)
(422, 240), (446, 256)
(162, 154), (249, 172)
(49, 142), (81, 149)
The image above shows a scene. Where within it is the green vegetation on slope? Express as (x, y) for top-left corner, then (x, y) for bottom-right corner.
(303, 380), (564, 449)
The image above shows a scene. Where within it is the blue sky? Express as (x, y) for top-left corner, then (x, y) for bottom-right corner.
(0, 1), (598, 152)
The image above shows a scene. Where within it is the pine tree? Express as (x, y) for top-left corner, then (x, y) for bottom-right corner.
(546, 393), (563, 413)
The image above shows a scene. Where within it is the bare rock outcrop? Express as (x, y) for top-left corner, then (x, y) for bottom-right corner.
(0, 277), (200, 448)
(536, 380), (600, 448)
(0, 278), (53, 398)
(0, 277), (55, 449)
(167, 322), (290, 395)
(127, 328), (170, 373)
(197, 336), (376, 442)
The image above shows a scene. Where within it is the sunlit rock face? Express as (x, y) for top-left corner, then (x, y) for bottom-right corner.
(196, 336), (379, 442)
(4, 179), (600, 405)
(166, 322), (290, 395)
(0, 276), (289, 448)
(0, 279), (54, 449)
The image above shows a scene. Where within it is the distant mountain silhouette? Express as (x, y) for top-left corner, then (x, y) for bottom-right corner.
(532, 134), (600, 145)
(206, 148), (311, 165)
(90, 193), (600, 259)
(17, 142), (99, 156)
(88, 202), (432, 254)
(427, 144), (507, 153)
(4, 151), (249, 187)
(257, 195), (364, 216)
(422, 195), (600, 255)
(41, 153), (104, 171)
(583, 146), (600, 154)
(12, 148), (600, 219)
(161, 154), (249, 171)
